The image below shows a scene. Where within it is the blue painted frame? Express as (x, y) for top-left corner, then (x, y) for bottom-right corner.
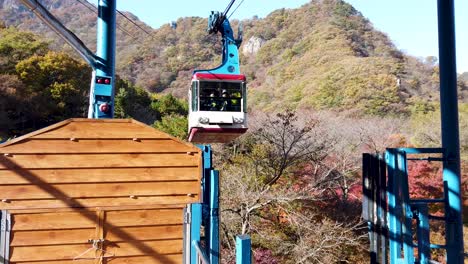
(385, 148), (459, 264)
(187, 144), (250, 263)
(188, 145), (221, 264)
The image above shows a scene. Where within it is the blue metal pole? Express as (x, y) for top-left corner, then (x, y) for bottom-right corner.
(199, 145), (212, 259)
(90, 0), (116, 118)
(201, 145), (212, 205)
(436, 1), (463, 263)
(386, 149), (402, 264)
(416, 204), (431, 264)
(236, 235), (251, 264)
(209, 170), (220, 264)
(398, 150), (414, 264)
(96, 0), (116, 79)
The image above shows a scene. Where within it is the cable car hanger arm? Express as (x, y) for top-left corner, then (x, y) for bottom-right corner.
(196, 1), (243, 76)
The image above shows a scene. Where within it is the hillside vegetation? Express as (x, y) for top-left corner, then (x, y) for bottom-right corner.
(1, 1), (467, 262)
(0, 25), (188, 139)
(2, 0), (466, 113)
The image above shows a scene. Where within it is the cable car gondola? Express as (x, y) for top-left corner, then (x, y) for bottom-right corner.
(188, 9), (247, 143)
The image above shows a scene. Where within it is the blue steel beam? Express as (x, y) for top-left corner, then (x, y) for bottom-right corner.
(436, 1), (464, 263)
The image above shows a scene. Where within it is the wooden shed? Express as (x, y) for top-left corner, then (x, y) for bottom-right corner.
(0, 118), (202, 264)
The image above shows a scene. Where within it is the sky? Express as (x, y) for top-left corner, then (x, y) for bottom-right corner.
(90, 0), (467, 72)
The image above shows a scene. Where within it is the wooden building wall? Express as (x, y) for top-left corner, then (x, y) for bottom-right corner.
(0, 119), (202, 263)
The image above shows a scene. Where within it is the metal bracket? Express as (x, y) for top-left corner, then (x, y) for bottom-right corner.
(184, 210), (191, 225)
(0, 210), (11, 264)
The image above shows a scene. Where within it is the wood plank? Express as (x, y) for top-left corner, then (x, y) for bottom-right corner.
(0, 119), (73, 148)
(0, 195), (199, 210)
(10, 255), (182, 264)
(106, 239), (183, 257)
(11, 259), (94, 264)
(0, 153), (200, 169)
(31, 122), (170, 139)
(10, 243), (97, 262)
(13, 211), (97, 230)
(105, 209), (183, 227)
(106, 225), (183, 242)
(8, 204), (185, 214)
(100, 255), (182, 264)
(0, 167), (200, 184)
(10, 240), (182, 262)
(0, 139), (198, 154)
(0, 181), (199, 199)
(11, 228), (95, 246)
(68, 119), (131, 123)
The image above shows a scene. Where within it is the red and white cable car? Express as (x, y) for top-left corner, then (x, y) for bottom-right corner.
(187, 10), (247, 143)
(188, 72), (247, 143)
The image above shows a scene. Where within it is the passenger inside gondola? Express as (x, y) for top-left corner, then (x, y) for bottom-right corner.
(199, 81), (242, 112)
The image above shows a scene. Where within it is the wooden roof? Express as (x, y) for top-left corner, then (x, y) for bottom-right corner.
(0, 118), (198, 150)
(0, 118), (202, 209)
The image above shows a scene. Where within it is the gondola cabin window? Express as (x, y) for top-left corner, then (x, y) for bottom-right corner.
(198, 81), (244, 112)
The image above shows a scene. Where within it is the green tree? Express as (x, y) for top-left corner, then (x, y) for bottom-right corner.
(0, 27), (49, 73)
(0, 74), (27, 138)
(150, 94), (189, 139)
(114, 78), (159, 124)
(15, 51), (90, 129)
(151, 93), (188, 116)
(153, 114), (188, 140)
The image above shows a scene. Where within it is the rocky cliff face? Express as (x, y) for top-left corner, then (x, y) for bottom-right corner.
(242, 36), (266, 56)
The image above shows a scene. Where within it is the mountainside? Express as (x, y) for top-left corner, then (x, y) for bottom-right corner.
(1, 0), (462, 115)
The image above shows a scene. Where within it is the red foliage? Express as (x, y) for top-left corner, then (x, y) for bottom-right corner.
(407, 161), (444, 199)
(253, 248), (279, 264)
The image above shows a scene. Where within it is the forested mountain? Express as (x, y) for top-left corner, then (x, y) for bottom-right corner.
(1, 1), (467, 262)
(2, 0), (464, 113)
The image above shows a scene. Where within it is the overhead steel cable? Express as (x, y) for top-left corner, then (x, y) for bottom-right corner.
(228, 0), (245, 19)
(222, 0), (236, 17)
(76, 0), (96, 13)
(76, 0), (141, 42)
(116, 10), (153, 37)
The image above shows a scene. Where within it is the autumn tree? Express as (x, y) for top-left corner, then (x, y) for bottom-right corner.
(13, 51), (90, 132)
(0, 74), (27, 140)
(0, 27), (49, 74)
(218, 110), (366, 263)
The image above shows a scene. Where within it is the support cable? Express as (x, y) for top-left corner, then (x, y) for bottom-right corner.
(117, 10), (153, 37)
(228, 0), (245, 19)
(222, 0), (236, 17)
(76, 0), (141, 42)
(19, 0), (101, 69)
